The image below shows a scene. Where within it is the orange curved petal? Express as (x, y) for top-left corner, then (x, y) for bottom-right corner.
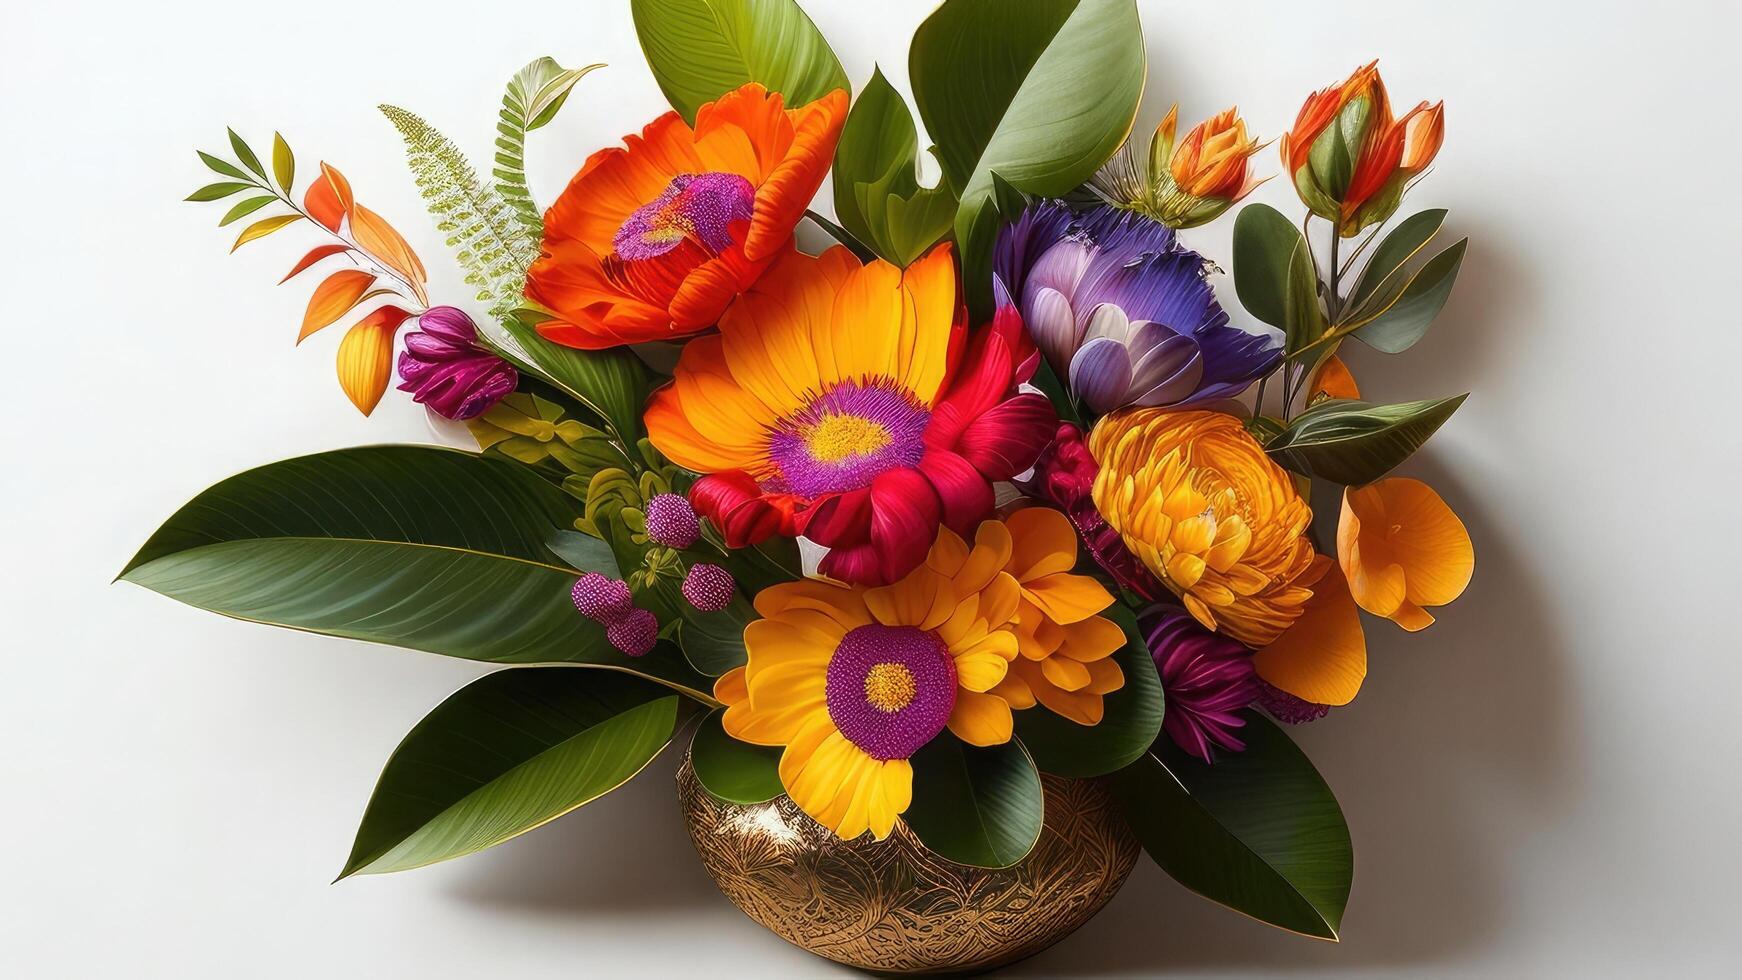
(1339, 478), (1473, 629)
(1004, 506), (1080, 582)
(1253, 561), (1367, 705)
(743, 87), (847, 262)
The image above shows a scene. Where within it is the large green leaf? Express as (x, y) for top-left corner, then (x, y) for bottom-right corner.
(1349, 208), (1446, 312)
(689, 708), (784, 804)
(831, 67), (953, 267)
(911, 0), (1144, 313)
(120, 446), (710, 698)
(1234, 202), (1324, 351)
(630, 0), (849, 123)
(1265, 395), (1467, 486)
(341, 668), (682, 877)
(1352, 239), (1467, 354)
(676, 592), (753, 676)
(497, 58), (602, 237)
(1111, 713), (1352, 939)
(1014, 605), (1163, 777)
(903, 737), (1043, 868)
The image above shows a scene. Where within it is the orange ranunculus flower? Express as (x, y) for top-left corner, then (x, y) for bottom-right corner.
(1337, 477), (1473, 631)
(526, 83), (847, 349)
(1280, 61), (1444, 237)
(1252, 557), (1367, 706)
(1088, 409), (1318, 647)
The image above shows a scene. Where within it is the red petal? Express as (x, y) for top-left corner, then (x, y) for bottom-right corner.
(919, 450), (995, 536)
(866, 468), (941, 584)
(799, 488), (872, 548)
(690, 472), (788, 547)
(956, 393), (1057, 480)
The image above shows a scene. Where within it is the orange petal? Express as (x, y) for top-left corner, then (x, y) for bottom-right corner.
(350, 203), (428, 304)
(304, 162), (352, 231)
(1022, 572), (1114, 625)
(1309, 353), (1360, 402)
(948, 690), (1014, 746)
(1004, 506), (1079, 581)
(334, 315), (398, 415)
(299, 269), (376, 342)
(1252, 563), (1367, 705)
(742, 87), (847, 262)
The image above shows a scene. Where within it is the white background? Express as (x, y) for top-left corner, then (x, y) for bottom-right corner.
(4, 0), (1739, 976)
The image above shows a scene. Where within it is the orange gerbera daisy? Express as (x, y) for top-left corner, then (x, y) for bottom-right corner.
(1338, 477), (1473, 630)
(526, 83), (847, 348)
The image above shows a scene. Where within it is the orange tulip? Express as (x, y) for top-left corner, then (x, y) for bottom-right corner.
(526, 83), (847, 349)
(1166, 105), (1267, 203)
(1337, 477), (1473, 630)
(1280, 62), (1444, 236)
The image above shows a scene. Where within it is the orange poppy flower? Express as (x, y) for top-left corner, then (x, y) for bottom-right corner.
(526, 83), (847, 349)
(1337, 477), (1474, 631)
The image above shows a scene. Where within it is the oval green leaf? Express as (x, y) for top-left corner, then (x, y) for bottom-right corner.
(1234, 202), (1322, 351)
(1348, 208), (1446, 312)
(340, 668), (681, 877)
(676, 592), (753, 676)
(186, 181), (253, 202)
(630, 0), (848, 124)
(903, 737), (1043, 868)
(218, 195), (277, 227)
(912, 0), (1145, 313)
(1014, 604), (1163, 777)
(1264, 394), (1467, 486)
(1352, 238), (1467, 354)
(1110, 712), (1352, 939)
(689, 708), (783, 803)
(271, 132), (295, 194)
(119, 446), (711, 698)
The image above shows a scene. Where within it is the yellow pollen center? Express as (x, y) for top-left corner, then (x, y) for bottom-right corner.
(863, 662), (917, 713)
(806, 413), (892, 462)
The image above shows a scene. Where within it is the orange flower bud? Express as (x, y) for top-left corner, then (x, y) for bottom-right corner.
(1089, 104), (1269, 229)
(1280, 62), (1443, 236)
(1171, 106), (1266, 201)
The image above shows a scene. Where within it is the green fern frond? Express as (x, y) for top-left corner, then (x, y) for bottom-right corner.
(380, 104), (538, 319)
(496, 58), (603, 237)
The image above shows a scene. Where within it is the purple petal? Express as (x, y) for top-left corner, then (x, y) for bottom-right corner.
(1026, 287), (1079, 375)
(1130, 334), (1205, 407)
(1082, 302), (1136, 346)
(1068, 338), (1134, 415)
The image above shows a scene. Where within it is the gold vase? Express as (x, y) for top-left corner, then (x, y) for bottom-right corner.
(677, 757), (1139, 974)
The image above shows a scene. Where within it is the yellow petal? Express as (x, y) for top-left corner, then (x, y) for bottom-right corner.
(1373, 478), (1475, 608)
(1004, 507), (1079, 581)
(743, 618), (836, 670)
(753, 579), (869, 628)
(892, 244), (958, 404)
(334, 320), (396, 415)
(1041, 655), (1092, 692)
(926, 526), (970, 577)
(1022, 573), (1114, 625)
(992, 673), (1036, 709)
(1083, 657), (1124, 695)
(713, 666), (748, 706)
(954, 520), (1014, 594)
(948, 690), (1015, 746)
(953, 648), (1011, 692)
(1253, 564), (1367, 706)
(865, 567), (956, 630)
(1056, 615), (1125, 662)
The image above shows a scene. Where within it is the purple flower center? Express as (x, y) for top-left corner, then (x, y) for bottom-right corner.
(765, 380), (929, 499)
(613, 171), (755, 262)
(825, 624), (957, 761)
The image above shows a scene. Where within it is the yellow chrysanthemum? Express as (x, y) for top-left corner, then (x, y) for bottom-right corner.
(714, 513), (1123, 840)
(1089, 409), (1317, 647)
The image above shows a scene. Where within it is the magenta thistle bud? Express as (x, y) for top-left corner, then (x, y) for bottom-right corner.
(571, 572), (632, 622)
(606, 608), (659, 657)
(681, 563), (736, 612)
(644, 493), (700, 549)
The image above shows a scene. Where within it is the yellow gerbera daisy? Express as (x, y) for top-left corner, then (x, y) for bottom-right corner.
(715, 513), (1123, 840)
(1089, 408), (1318, 647)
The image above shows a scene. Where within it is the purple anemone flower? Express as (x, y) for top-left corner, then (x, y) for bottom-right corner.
(1146, 608), (1260, 763)
(396, 307), (518, 421)
(993, 201), (1280, 414)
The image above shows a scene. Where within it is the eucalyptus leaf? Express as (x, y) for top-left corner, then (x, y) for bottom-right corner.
(903, 737), (1043, 868)
(547, 528), (621, 576)
(690, 708), (784, 804)
(1349, 208), (1446, 312)
(1234, 203), (1321, 346)
(1015, 605), (1163, 777)
(119, 446), (711, 698)
(340, 668), (682, 877)
(630, 0), (848, 123)
(1111, 713), (1352, 939)
(1352, 239), (1467, 354)
(1265, 394), (1467, 486)
(911, 0), (1144, 313)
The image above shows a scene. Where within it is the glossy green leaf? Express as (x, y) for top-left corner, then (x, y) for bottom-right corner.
(802, 208), (876, 261)
(185, 181), (253, 202)
(832, 67), (953, 266)
(198, 150), (252, 181)
(227, 128), (266, 180)
(630, 0), (848, 124)
(1234, 203), (1322, 350)
(675, 592), (753, 676)
(1265, 394), (1467, 486)
(1111, 713), (1352, 939)
(341, 668), (681, 877)
(497, 58), (603, 236)
(119, 446), (711, 698)
(904, 737), (1043, 868)
(1015, 605), (1163, 777)
(1352, 239), (1467, 354)
(217, 195), (276, 227)
(271, 132), (295, 194)
(912, 0), (1144, 312)
(690, 708), (783, 803)
(1349, 208), (1446, 312)
(546, 528), (621, 576)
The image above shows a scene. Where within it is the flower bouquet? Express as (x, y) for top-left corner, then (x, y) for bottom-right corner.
(126, 0), (1474, 972)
